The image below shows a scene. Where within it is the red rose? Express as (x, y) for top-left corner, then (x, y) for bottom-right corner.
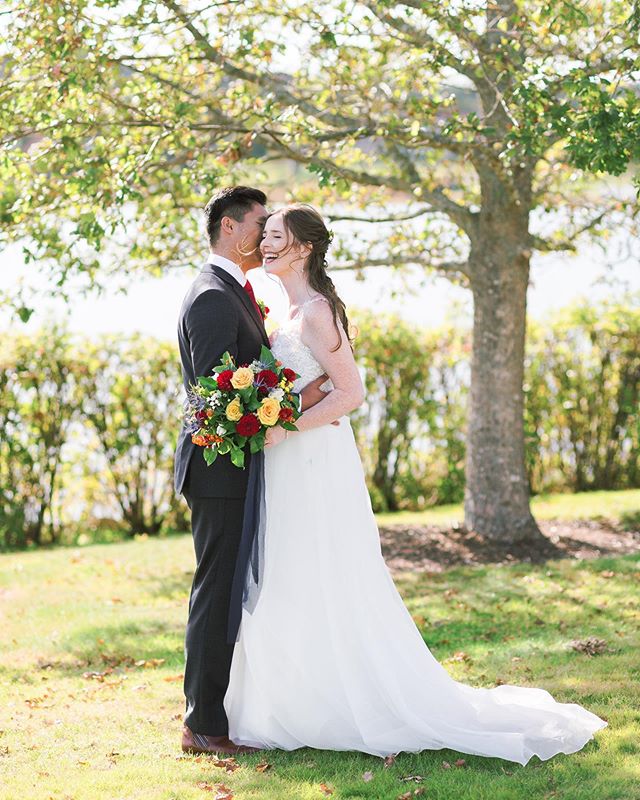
(279, 407), (294, 423)
(195, 409), (208, 423)
(236, 413), (261, 437)
(283, 368), (297, 383)
(217, 369), (234, 391)
(257, 369), (278, 388)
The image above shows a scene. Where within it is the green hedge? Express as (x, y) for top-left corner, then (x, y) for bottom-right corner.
(1, 297), (638, 546)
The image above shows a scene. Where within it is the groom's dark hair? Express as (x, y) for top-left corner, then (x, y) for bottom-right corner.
(204, 186), (267, 246)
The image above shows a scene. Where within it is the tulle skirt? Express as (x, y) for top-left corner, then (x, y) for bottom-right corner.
(223, 419), (607, 764)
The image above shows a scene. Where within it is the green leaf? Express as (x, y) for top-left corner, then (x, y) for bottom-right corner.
(17, 306), (34, 323)
(250, 433), (265, 454)
(198, 376), (218, 390)
(260, 345), (276, 368)
(239, 385), (257, 404)
(203, 447), (218, 466)
(230, 447), (245, 468)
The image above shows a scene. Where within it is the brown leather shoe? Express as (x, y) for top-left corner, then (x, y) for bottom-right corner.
(181, 724), (263, 755)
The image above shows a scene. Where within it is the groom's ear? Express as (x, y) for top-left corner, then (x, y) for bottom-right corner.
(220, 215), (235, 236)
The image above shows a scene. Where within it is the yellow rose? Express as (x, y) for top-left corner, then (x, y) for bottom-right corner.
(231, 367), (254, 390)
(257, 397), (281, 427)
(225, 396), (243, 422)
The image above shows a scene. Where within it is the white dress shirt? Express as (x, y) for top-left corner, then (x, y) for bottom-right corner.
(205, 252), (247, 287)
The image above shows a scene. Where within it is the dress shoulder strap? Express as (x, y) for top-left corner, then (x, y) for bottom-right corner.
(301, 295), (329, 309)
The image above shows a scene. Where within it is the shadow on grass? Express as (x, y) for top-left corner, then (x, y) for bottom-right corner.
(69, 618), (184, 668)
(620, 509), (640, 531)
(136, 567), (193, 602)
(0, 618), (186, 683)
(173, 737), (617, 800)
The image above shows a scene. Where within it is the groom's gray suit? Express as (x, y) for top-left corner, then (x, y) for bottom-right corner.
(175, 258), (268, 736)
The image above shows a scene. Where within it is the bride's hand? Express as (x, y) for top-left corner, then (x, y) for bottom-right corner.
(265, 426), (287, 448)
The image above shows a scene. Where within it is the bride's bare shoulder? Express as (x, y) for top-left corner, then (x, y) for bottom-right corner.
(301, 296), (347, 348)
(301, 296), (333, 327)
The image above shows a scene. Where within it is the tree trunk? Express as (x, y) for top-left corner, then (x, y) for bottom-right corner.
(464, 217), (544, 543)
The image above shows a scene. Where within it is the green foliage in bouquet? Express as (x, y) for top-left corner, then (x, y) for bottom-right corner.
(187, 346), (300, 470)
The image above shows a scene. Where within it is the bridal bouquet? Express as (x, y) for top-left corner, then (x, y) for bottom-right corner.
(185, 346), (300, 469)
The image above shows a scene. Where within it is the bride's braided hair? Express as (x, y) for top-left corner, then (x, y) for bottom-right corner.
(276, 203), (353, 352)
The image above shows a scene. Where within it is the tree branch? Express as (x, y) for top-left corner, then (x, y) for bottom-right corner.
(530, 207), (617, 252)
(159, 0), (362, 130)
(333, 254), (471, 281)
(263, 129), (476, 231)
(361, 0), (479, 84)
(326, 208), (434, 223)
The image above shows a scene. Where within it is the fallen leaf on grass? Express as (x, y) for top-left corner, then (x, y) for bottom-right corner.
(134, 658), (166, 668)
(600, 570), (615, 579)
(449, 651), (472, 664)
(196, 782), (234, 798)
(383, 754), (396, 767)
(569, 637), (608, 656)
(397, 790), (425, 799)
(212, 757), (241, 773)
(100, 653), (135, 668)
(442, 761), (451, 769)
(25, 694), (54, 708)
(255, 761), (271, 773)
(82, 671), (112, 682)
(163, 673), (185, 682)
(454, 759), (466, 767)
(400, 775), (425, 783)
(319, 783), (334, 796)
(362, 770), (374, 782)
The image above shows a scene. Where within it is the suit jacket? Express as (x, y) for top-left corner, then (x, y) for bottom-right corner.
(174, 262), (269, 498)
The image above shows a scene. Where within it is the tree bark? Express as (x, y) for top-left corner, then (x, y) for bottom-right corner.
(464, 208), (544, 543)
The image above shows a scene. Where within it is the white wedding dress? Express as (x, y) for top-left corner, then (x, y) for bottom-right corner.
(223, 308), (607, 765)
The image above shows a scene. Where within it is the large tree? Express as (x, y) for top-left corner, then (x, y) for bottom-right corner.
(1, 0), (639, 542)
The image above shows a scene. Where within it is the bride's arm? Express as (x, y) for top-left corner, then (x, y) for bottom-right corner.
(290, 300), (365, 433)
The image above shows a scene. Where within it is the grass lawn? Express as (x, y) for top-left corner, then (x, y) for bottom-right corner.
(1, 533), (638, 799)
(374, 487), (640, 529)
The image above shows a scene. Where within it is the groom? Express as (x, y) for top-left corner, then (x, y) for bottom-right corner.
(175, 186), (327, 755)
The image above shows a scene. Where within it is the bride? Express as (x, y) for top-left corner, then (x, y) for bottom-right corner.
(223, 203), (607, 765)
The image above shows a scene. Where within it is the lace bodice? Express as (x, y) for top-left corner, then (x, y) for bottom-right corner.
(271, 298), (334, 393)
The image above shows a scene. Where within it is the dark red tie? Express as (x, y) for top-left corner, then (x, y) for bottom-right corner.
(243, 279), (263, 319)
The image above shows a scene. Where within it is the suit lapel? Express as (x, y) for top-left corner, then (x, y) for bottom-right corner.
(204, 263), (269, 347)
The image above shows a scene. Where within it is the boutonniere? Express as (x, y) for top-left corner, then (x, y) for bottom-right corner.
(257, 299), (270, 320)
